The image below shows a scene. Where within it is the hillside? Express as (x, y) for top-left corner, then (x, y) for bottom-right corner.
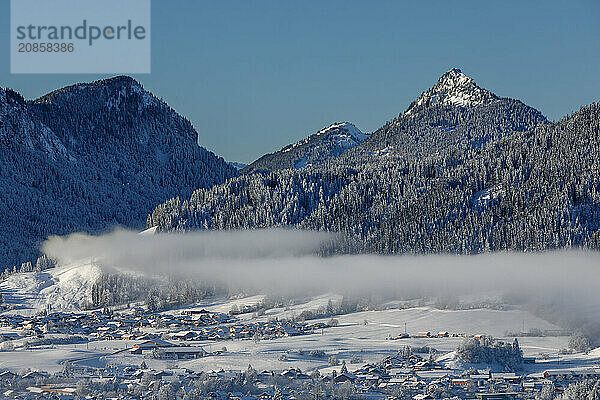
(0, 77), (238, 269)
(0, 261), (102, 314)
(148, 70), (600, 254)
(353, 68), (548, 161)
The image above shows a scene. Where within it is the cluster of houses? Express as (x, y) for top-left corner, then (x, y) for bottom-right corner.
(390, 331), (457, 339)
(175, 320), (328, 342)
(0, 309), (597, 399)
(0, 309), (233, 339)
(2, 348), (599, 399)
(0, 309), (327, 343)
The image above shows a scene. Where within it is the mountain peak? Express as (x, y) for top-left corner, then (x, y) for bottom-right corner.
(243, 122), (367, 173)
(34, 75), (144, 105)
(436, 68), (478, 91)
(314, 122), (367, 142)
(101, 75), (141, 86)
(405, 68), (498, 115)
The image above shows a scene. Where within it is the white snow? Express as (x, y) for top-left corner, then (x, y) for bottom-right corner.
(139, 226), (158, 236)
(371, 145), (396, 158)
(99, 304), (567, 374)
(315, 122), (368, 142)
(0, 261), (102, 315)
(0, 287), (586, 375)
(282, 122), (367, 153)
(473, 185), (504, 208)
(406, 68), (497, 114)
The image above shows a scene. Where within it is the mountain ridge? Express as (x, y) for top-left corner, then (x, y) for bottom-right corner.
(242, 122), (368, 174)
(0, 77), (238, 270)
(353, 68), (548, 160)
(148, 70), (600, 255)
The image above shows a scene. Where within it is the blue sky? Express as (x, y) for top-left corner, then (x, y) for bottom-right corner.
(1, 1), (599, 163)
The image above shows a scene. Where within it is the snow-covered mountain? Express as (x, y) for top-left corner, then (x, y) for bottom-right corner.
(149, 68), (600, 254)
(356, 68), (547, 158)
(0, 76), (238, 270)
(405, 67), (498, 114)
(243, 122), (368, 173)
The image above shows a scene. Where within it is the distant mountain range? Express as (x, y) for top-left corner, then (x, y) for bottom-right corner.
(148, 68), (600, 253)
(0, 76), (237, 269)
(2, 68), (600, 270)
(227, 161), (248, 170)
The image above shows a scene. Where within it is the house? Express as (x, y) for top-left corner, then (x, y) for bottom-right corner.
(172, 331), (197, 340)
(416, 331), (431, 338)
(182, 309), (210, 316)
(437, 331), (449, 337)
(451, 378), (471, 387)
(334, 373), (356, 383)
(279, 326), (302, 337)
(154, 371), (174, 380)
(22, 371), (48, 380)
(156, 346), (207, 360)
(41, 386), (77, 396)
(470, 373), (491, 386)
(491, 373), (521, 383)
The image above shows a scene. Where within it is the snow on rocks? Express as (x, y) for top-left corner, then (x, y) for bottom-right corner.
(405, 68), (498, 115)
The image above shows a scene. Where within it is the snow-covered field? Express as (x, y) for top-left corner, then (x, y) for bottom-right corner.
(0, 288), (579, 374)
(1, 263), (598, 377)
(121, 304), (571, 374)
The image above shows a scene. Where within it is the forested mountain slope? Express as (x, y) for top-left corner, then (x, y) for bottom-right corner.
(148, 75), (600, 253)
(352, 68), (548, 161)
(0, 77), (237, 269)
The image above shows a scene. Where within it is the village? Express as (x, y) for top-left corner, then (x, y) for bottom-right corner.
(0, 303), (599, 400)
(0, 307), (330, 343)
(0, 337), (599, 399)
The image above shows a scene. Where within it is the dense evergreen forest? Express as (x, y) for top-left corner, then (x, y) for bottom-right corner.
(0, 77), (237, 269)
(148, 70), (600, 254)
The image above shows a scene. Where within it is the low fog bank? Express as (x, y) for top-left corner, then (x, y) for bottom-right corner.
(42, 228), (600, 337)
(42, 229), (337, 266)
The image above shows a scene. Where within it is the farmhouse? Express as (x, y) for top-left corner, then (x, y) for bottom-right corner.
(155, 346), (207, 359)
(543, 369), (600, 380)
(182, 309), (210, 316)
(131, 339), (177, 354)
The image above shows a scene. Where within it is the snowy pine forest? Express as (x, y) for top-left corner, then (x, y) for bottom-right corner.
(1, 68), (600, 269)
(0, 77), (237, 270)
(147, 70), (600, 255)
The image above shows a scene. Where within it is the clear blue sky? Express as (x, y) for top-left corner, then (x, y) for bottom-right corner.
(1, 1), (599, 163)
